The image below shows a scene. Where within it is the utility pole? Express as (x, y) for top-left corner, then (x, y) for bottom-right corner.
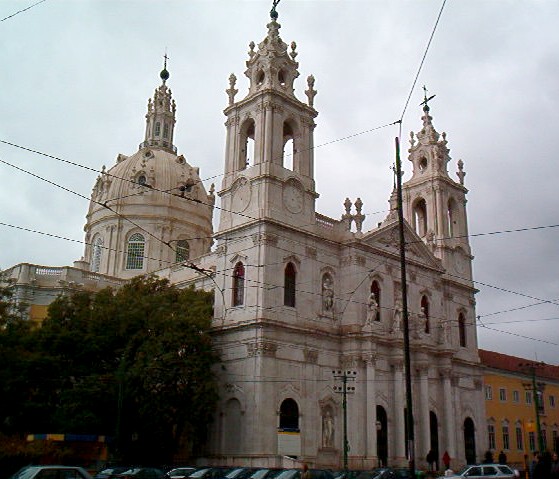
(520, 362), (545, 453)
(333, 369), (357, 471)
(395, 136), (415, 476)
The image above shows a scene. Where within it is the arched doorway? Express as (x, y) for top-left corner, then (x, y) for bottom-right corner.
(464, 417), (476, 464)
(278, 398), (301, 458)
(430, 411), (439, 470)
(376, 405), (388, 467)
(223, 398), (242, 454)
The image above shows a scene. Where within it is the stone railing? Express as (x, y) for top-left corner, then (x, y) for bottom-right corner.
(315, 213), (340, 230)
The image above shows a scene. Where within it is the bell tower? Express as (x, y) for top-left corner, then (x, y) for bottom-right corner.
(218, 8), (319, 232)
(400, 94), (473, 284)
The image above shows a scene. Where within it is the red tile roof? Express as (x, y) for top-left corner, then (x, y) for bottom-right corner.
(479, 349), (559, 381)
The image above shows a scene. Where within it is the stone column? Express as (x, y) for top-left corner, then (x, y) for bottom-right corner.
(264, 102), (273, 165)
(418, 364), (430, 465)
(364, 354), (377, 467)
(392, 359), (406, 463)
(442, 369), (456, 459)
(434, 186), (444, 237)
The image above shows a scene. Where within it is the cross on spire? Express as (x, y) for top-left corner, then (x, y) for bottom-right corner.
(160, 50), (170, 84)
(420, 85), (436, 110)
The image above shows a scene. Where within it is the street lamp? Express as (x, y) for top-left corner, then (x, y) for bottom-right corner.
(333, 369), (357, 471)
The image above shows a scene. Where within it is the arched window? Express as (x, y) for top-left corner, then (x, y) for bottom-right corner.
(279, 398), (299, 431)
(447, 198), (456, 237)
(284, 262), (296, 307)
(154, 122), (161, 137)
(283, 122), (294, 170)
(91, 235), (103, 273)
(371, 280), (381, 321)
(240, 120), (255, 169)
(459, 312), (467, 347)
(126, 233), (145, 270)
(175, 240), (189, 263)
(163, 123), (169, 139)
(413, 198), (428, 237)
(232, 262), (245, 307)
(421, 295), (430, 334)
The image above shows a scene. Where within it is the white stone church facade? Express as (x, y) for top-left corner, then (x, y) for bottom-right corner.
(3, 10), (486, 470)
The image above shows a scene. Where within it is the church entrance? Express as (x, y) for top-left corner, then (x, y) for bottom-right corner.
(277, 398), (301, 457)
(463, 417), (476, 465)
(429, 411), (439, 470)
(376, 405), (388, 467)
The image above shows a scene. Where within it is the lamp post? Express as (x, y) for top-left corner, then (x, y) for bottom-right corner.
(520, 362), (545, 453)
(333, 369), (357, 471)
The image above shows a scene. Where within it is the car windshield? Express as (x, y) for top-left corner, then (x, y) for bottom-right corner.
(497, 466), (513, 474)
(188, 471), (210, 479)
(11, 467), (40, 479)
(272, 471), (298, 479)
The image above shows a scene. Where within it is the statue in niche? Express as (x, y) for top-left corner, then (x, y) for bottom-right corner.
(322, 409), (334, 448)
(366, 293), (379, 325)
(322, 276), (334, 312)
(391, 299), (402, 334)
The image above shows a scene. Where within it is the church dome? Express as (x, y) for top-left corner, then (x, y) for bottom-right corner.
(81, 66), (215, 278)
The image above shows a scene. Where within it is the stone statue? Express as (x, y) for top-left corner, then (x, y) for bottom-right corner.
(322, 277), (334, 312)
(391, 299), (402, 334)
(322, 410), (334, 447)
(366, 293), (378, 324)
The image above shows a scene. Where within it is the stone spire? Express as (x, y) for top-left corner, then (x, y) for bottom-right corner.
(243, 10), (300, 99)
(140, 55), (177, 154)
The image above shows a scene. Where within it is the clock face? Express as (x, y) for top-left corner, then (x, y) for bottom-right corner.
(283, 183), (303, 214)
(232, 177), (251, 212)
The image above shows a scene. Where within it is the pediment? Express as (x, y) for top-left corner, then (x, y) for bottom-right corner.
(362, 220), (442, 270)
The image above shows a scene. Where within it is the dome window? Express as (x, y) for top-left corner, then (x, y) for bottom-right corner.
(418, 156), (428, 171)
(163, 123), (169, 139)
(154, 122), (161, 137)
(137, 175), (147, 186)
(278, 70), (286, 86)
(256, 70), (265, 86)
(175, 240), (190, 263)
(126, 233), (145, 270)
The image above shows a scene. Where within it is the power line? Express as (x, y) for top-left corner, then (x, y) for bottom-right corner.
(1, 0), (46, 22)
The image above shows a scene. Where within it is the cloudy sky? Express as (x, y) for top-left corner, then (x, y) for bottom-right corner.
(1, 0), (558, 364)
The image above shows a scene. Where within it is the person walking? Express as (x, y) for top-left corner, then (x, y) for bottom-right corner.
(498, 451), (507, 465)
(426, 450), (437, 471)
(550, 452), (559, 479)
(442, 451), (451, 471)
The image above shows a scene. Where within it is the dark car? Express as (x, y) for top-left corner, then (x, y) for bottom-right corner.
(95, 468), (131, 479)
(115, 469), (165, 479)
(10, 466), (93, 479)
(166, 470), (197, 479)
(246, 470), (283, 479)
(273, 469), (334, 479)
(187, 468), (232, 479)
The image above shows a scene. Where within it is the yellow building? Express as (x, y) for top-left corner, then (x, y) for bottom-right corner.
(480, 350), (559, 470)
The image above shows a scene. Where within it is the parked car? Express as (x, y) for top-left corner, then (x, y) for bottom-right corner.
(95, 468), (131, 479)
(10, 466), (93, 479)
(187, 468), (232, 479)
(166, 469), (197, 479)
(272, 469), (334, 479)
(222, 469), (260, 479)
(115, 469), (165, 479)
(246, 470), (283, 479)
(438, 464), (518, 479)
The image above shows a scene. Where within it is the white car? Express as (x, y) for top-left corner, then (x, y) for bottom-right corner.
(439, 464), (518, 479)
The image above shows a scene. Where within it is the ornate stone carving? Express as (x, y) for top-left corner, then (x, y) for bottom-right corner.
(246, 341), (278, 357)
(226, 73), (238, 106)
(304, 349), (318, 364)
(305, 247), (317, 259)
(251, 232), (279, 246)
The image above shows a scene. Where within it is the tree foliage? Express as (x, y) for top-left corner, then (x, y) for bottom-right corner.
(0, 276), (219, 464)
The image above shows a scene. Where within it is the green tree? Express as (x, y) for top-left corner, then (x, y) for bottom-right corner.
(1, 276), (219, 464)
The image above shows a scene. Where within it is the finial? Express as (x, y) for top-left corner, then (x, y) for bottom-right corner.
(305, 75), (317, 108)
(160, 51), (170, 84)
(290, 41), (298, 60)
(457, 159), (466, 185)
(420, 85), (436, 112)
(270, 0), (280, 20)
(226, 73), (238, 106)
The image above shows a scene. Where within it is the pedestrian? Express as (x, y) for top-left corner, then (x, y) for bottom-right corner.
(533, 451), (550, 479)
(550, 452), (559, 479)
(484, 450), (494, 464)
(426, 449), (437, 471)
(302, 463), (311, 479)
(442, 450), (451, 470)
(530, 452), (539, 479)
(499, 451), (507, 465)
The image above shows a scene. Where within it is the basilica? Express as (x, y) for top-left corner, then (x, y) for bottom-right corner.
(3, 8), (486, 470)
